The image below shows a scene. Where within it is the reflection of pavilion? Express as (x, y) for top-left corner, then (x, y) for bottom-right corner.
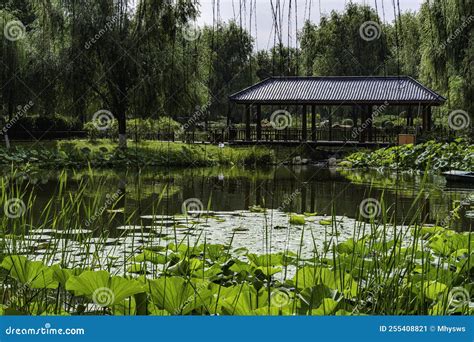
(229, 76), (445, 146)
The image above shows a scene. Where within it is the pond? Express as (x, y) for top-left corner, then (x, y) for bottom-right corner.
(5, 165), (473, 226)
(2, 166), (473, 271)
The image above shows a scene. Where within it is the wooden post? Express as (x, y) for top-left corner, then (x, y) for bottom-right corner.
(311, 105), (316, 141)
(422, 105), (427, 131)
(352, 106), (358, 128)
(328, 106), (333, 141)
(302, 104), (307, 141)
(245, 104), (251, 141)
(256, 104), (262, 141)
(407, 106), (413, 127)
(367, 105), (373, 142)
(226, 102), (231, 127)
(427, 106), (432, 131)
(360, 106), (367, 143)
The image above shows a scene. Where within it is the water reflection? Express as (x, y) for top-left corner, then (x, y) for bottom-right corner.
(4, 166), (473, 230)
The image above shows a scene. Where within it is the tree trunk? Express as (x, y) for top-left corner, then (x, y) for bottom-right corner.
(117, 111), (127, 149)
(4, 134), (10, 149)
(5, 83), (14, 149)
(113, 96), (128, 149)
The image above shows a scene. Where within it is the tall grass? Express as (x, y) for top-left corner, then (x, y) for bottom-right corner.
(0, 169), (471, 316)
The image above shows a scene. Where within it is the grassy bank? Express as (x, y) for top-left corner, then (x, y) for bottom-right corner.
(0, 140), (275, 168)
(344, 139), (473, 171)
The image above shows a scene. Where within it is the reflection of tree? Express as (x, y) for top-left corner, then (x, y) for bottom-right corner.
(337, 169), (445, 197)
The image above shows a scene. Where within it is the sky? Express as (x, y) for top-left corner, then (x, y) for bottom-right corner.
(196, 0), (423, 50)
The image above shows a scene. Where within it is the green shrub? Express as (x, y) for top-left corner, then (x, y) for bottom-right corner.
(341, 118), (354, 126)
(345, 139), (474, 171)
(6, 114), (81, 132)
(0, 140), (275, 168)
(84, 117), (182, 141)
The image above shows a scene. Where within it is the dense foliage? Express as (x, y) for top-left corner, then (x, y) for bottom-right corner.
(84, 118), (182, 141)
(344, 139), (474, 171)
(1, 226), (472, 315)
(0, 140), (274, 167)
(0, 1), (472, 143)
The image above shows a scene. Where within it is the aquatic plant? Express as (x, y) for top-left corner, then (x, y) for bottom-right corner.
(1, 225), (471, 315)
(345, 139), (473, 171)
(0, 166), (472, 316)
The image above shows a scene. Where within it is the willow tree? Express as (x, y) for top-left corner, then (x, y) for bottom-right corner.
(385, 11), (422, 77)
(419, 0), (473, 122)
(58, 0), (198, 148)
(200, 21), (254, 122)
(300, 3), (390, 76)
(131, 0), (200, 122)
(255, 44), (300, 79)
(0, 11), (28, 148)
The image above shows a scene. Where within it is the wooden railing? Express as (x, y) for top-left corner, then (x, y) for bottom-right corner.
(153, 127), (405, 144)
(1, 126), (433, 144)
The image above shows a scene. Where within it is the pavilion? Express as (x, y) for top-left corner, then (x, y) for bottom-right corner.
(228, 76), (446, 146)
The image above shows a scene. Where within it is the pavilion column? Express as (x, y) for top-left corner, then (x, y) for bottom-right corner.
(351, 106), (358, 128)
(407, 106), (413, 127)
(367, 105), (373, 142)
(245, 104), (251, 141)
(256, 104), (262, 141)
(427, 106), (432, 131)
(311, 105), (317, 141)
(302, 104), (307, 141)
(360, 106), (367, 143)
(421, 105), (429, 132)
(226, 102), (231, 127)
(421, 106), (426, 132)
(327, 106), (333, 141)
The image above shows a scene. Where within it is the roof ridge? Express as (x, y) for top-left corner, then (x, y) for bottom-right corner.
(270, 75), (412, 79)
(405, 76), (447, 101)
(229, 76), (446, 105)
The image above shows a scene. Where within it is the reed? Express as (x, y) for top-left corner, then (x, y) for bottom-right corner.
(0, 169), (471, 316)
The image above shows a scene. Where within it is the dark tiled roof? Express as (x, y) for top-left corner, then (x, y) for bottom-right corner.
(229, 76), (446, 105)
